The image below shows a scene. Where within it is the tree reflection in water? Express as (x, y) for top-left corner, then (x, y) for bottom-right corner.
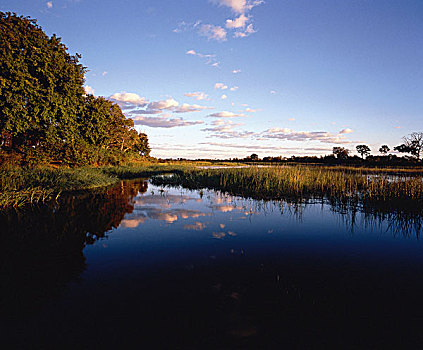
(2, 179), (423, 348)
(0, 180), (148, 318)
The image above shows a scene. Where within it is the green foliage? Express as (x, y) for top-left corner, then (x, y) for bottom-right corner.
(0, 12), (151, 166)
(0, 12), (85, 153)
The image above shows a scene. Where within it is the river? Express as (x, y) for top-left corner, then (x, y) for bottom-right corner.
(1, 178), (423, 348)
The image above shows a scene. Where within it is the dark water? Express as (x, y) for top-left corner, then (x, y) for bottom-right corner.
(2, 179), (423, 348)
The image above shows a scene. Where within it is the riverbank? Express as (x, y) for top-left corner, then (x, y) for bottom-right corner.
(0, 163), (197, 209)
(2, 162), (423, 210)
(151, 165), (423, 208)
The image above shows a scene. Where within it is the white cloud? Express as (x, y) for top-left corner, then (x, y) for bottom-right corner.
(186, 50), (197, 55)
(46, 1), (53, 9)
(84, 85), (95, 95)
(147, 98), (179, 111)
(270, 90), (277, 94)
(127, 98), (212, 115)
(133, 115), (204, 128)
(199, 24), (227, 41)
(211, 0), (263, 14)
(245, 107), (257, 113)
(221, 94), (228, 100)
(262, 128), (353, 144)
(110, 92), (148, 108)
(174, 103), (214, 113)
(226, 14), (249, 28)
(102, 71), (107, 76)
(339, 128), (354, 134)
(208, 111), (246, 118)
(211, 0), (246, 13)
(288, 118), (295, 121)
(232, 69), (241, 74)
(234, 23), (256, 38)
(215, 83), (228, 90)
(127, 109), (162, 115)
(184, 92), (209, 100)
(202, 119), (244, 134)
(230, 86), (239, 91)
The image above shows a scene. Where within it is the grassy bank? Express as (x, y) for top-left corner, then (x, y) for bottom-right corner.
(3, 163), (423, 210)
(151, 165), (423, 207)
(0, 163), (195, 209)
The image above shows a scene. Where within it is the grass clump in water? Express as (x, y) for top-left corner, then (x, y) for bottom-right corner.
(151, 165), (423, 206)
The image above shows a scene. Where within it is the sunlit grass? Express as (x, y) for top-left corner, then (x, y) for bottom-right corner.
(0, 162), (196, 209)
(151, 165), (423, 204)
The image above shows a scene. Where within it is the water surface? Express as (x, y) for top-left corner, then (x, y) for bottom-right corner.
(2, 179), (423, 348)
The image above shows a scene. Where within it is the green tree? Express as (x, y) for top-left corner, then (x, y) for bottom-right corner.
(134, 132), (151, 158)
(0, 12), (85, 156)
(356, 144), (371, 159)
(0, 12), (151, 165)
(379, 145), (390, 155)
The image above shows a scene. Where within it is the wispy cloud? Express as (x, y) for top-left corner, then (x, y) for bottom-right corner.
(184, 92), (209, 100)
(174, 103), (214, 113)
(173, 20), (201, 33)
(133, 115), (204, 128)
(232, 69), (241, 74)
(230, 86), (239, 91)
(198, 24), (227, 41)
(234, 23), (256, 38)
(261, 128), (354, 144)
(46, 1), (53, 9)
(215, 83), (228, 90)
(208, 111), (246, 118)
(186, 49), (220, 67)
(221, 94), (228, 100)
(339, 128), (354, 134)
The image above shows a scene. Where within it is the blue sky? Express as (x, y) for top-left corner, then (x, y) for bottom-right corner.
(2, 0), (423, 159)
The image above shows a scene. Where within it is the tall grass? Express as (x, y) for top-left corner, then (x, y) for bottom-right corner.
(151, 165), (423, 205)
(0, 163), (195, 209)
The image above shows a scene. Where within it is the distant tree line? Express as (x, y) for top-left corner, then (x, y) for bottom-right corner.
(223, 132), (423, 166)
(0, 12), (150, 166)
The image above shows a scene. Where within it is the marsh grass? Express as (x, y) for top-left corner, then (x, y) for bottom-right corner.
(0, 163), (196, 209)
(151, 165), (423, 206)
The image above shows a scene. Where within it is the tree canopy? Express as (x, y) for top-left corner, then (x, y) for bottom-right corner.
(356, 145), (371, 159)
(0, 12), (150, 165)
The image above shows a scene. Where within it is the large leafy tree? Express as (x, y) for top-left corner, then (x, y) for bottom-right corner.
(0, 12), (85, 153)
(0, 12), (151, 165)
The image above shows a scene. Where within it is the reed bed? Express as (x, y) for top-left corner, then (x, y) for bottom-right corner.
(151, 165), (423, 206)
(0, 163), (195, 210)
